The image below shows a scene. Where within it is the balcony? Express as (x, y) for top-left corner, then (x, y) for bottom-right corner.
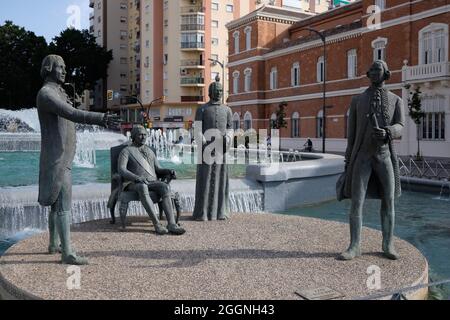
(181, 42), (205, 51)
(180, 6), (205, 14)
(180, 59), (205, 68)
(181, 24), (205, 31)
(403, 62), (450, 83)
(180, 77), (205, 86)
(181, 96), (204, 102)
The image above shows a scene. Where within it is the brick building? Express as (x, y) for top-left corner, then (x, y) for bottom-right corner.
(226, 0), (450, 158)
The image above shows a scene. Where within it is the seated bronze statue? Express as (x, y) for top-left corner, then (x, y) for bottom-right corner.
(115, 125), (185, 235)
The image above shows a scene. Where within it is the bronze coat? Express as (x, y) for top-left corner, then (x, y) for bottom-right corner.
(343, 88), (405, 199)
(36, 82), (104, 206)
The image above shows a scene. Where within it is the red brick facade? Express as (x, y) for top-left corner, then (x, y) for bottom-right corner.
(226, 0), (450, 154)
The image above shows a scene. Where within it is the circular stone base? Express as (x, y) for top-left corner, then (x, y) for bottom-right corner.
(0, 214), (428, 300)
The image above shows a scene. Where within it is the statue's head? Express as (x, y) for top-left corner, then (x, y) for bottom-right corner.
(131, 125), (148, 146)
(208, 81), (223, 103)
(41, 55), (66, 84)
(366, 60), (391, 85)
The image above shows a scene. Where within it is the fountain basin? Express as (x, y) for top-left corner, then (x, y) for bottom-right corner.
(246, 153), (345, 212)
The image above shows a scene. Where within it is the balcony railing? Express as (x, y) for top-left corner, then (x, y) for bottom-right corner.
(180, 6), (206, 14)
(180, 59), (204, 67)
(181, 24), (205, 31)
(403, 61), (450, 82)
(181, 96), (204, 102)
(181, 42), (205, 49)
(180, 77), (204, 85)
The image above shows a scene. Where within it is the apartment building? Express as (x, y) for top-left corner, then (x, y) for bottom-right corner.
(227, 0), (450, 157)
(89, 0), (340, 129)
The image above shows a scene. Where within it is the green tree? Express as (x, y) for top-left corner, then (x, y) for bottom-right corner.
(49, 28), (112, 96)
(406, 84), (425, 160)
(272, 101), (288, 129)
(0, 21), (49, 109)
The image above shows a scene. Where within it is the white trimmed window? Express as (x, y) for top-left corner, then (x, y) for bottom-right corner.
(347, 49), (357, 78)
(270, 67), (278, 90)
(317, 110), (324, 138)
(233, 31), (240, 54)
(317, 56), (324, 83)
(245, 26), (252, 51)
(244, 112), (253, 131)
(419, 23), (449, 65)
(292, 112), (300, 138)
(291, 62), (300, 87)
(420, 96), (446, 140)
(232, 71), (240, 94)
(233, 113), (240, 130)
(375, 0), (385, 10)
(372, 37), (387, 61)
(244, 68), (252, 92)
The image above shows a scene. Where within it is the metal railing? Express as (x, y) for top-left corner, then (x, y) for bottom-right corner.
(399, 156), (450, 180)
(180, 59), (204, 67)
(180, 77), (204, 85)
(181, 42), (205, 49)
(181, 24), (205, 31)
(180, 6), (206, 14)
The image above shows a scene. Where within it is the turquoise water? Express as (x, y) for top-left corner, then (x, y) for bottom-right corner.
(0, 151), (246, 187)
(281, 191), (450, 298)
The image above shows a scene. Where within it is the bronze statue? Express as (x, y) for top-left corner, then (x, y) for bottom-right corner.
(339, 60), (405, 261)
(193, 80), (233, 221)
(37, 55), (121, 265)
(118, 125), (186, 235)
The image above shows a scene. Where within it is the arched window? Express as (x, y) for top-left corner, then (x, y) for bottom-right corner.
(232, 71), (240, 94)
(317, 56), (324, 83)
(419, 23), (449, 65)
(233, 112), (240, 130)
(291, 112), (300, 138)
(233, 31), (240, 54)
(270, 67), (278, 90)
(244, 26), (252, 51)
(375, 0), (386, 10)
(270, 113), (277, 129)
(316, 110), (324, 138)
(372, 37), (388, 61)
(244, 68), (252, 92)
(244, 111), (253, 131)
(291, 62), (300, 87)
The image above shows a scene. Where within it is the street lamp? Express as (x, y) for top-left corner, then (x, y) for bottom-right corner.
(208, 58), (225, 104)
(126, 95), (165, 126)
(306, 27), (327, 154)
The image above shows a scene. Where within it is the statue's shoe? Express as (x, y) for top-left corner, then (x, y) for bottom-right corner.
(48, 245), (62, 254)
(338, 247), (361, 261)
(168, 224), (186, 236)
(154, 223), (169, 235)
(62, 254), (89, 266)
(383, 248), (399, 260)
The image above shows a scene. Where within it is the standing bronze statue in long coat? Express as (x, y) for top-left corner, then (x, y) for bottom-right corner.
(339, 60), (405, 261)
(37, 55), (120, 265)
(193, 81), (233, 221)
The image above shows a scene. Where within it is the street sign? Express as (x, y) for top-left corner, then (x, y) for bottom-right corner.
(107, 90), (113, 101)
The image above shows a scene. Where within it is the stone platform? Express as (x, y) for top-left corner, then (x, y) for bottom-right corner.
(0, 214), (428, 300)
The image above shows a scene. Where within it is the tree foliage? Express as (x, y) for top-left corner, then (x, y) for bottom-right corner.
(0, 21), (48, 109)
(0, 23), (112, 110)
(405, 84), (425, 159)
(49, 29), (112, 96)
(273, 101), (288, 129)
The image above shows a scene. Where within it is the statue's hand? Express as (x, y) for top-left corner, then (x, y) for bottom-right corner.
(103, 113), (122, 130)
(372, 127), (387, 141)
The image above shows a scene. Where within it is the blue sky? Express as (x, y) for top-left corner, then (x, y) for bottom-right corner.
(1, 0), (90, 43)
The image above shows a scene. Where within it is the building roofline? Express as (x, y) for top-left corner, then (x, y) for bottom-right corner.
(289, 0), (363, 33)
(226, 5), (314, 31)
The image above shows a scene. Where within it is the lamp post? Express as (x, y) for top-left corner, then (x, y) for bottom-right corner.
(306, 27), (327, 154)
(208, 58), (225, 104)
